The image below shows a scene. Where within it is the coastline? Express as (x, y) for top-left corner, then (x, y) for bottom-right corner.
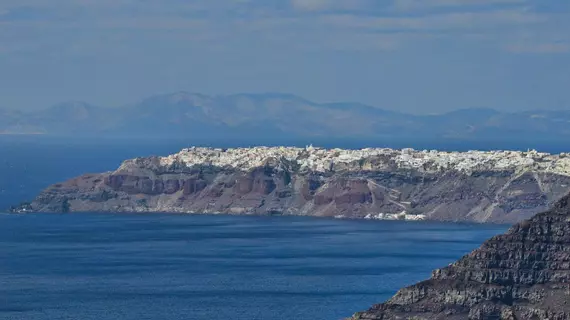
(12, 145), (570, 224)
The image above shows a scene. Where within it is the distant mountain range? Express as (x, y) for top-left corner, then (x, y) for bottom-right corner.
(2, 92), (570, 141)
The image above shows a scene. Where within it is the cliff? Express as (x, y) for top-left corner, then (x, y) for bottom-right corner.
(12, 146), (570, 223)
(348, 193), (570, 320)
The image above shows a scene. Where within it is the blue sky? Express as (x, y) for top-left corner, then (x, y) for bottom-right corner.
(0, 0), (569, 114)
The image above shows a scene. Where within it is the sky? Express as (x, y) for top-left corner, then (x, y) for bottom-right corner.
(0, 0), (569, 114)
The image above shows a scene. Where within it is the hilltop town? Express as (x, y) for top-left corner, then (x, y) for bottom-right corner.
(159, 146), (570, 175)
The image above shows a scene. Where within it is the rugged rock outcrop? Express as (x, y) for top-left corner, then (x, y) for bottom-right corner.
(349, 193), (570, 320)
(11, 146), (570, 223)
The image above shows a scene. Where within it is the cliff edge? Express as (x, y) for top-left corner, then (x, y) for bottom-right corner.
(349, 193), (570, 319)
(12, 146), (570, 223)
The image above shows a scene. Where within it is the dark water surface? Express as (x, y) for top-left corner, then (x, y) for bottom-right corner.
(0, 213), (507, 320)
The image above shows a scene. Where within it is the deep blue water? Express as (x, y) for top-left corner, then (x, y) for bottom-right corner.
(0, 136), (522, 319)
(0, 213), (506, 320)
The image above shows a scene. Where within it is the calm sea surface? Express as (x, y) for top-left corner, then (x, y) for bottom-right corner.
(0, 137), (519, 319)
(0, 213), (506, 320)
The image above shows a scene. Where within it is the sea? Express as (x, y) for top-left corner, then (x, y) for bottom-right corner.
(1, 136), (561, 320)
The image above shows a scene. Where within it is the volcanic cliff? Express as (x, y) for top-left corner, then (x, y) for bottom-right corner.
(349, 193), (570, 320)
(12, 146), (570, 223)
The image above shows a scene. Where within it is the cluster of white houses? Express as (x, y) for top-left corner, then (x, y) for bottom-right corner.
(158, 146), (570, 175)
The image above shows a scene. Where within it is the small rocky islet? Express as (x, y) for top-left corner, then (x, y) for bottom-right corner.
(12, 146), (570, 223)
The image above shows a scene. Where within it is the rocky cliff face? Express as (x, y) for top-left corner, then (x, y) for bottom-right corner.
(349, 193), (570, 320)
(12, 147), (570, 223)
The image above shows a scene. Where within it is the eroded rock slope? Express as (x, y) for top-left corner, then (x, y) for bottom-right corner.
(349, 193), (570, 319)
(13, 146), (570, 223)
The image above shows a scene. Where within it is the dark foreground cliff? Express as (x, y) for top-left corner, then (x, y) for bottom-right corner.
(349, 193), (570, 320)
(11, 147), (570, 223)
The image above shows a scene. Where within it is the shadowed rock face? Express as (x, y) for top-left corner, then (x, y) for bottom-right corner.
(11, 151), (570, 224)
(349, 194), (570, 320)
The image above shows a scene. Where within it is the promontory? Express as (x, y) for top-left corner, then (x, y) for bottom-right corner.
(348, 191), (570, 319)
(12, 146), (570, 223)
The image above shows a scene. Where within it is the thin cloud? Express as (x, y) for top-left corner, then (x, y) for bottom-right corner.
(318, 9), (543, 32)
(393, 0), (527, 11)
(291, 0), (329, 11)
(290, 0), (372, 12)
(0, 0), (567, 56)
(506, 42), (570, 53)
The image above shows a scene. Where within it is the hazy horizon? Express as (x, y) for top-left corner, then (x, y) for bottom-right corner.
(1, 90), (569, 116)
(1, 0), (569, 114)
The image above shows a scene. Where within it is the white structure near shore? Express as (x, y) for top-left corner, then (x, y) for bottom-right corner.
(364, 211), (427, 221)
